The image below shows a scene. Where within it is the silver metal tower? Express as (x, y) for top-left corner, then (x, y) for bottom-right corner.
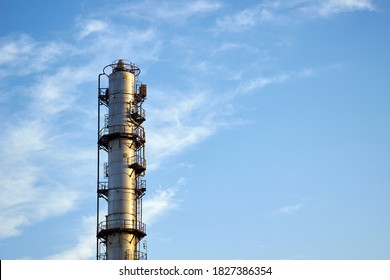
(96, 59), (147, 260)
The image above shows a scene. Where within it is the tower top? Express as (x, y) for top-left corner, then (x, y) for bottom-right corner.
(114, 59), (126, 71)
(103, 59), (141, 76)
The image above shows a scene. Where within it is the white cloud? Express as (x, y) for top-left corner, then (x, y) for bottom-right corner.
(46, 215), (96, 260)
(0, 38), (96, 239)
(147, 91), (216, 170)
(0, 34), (72, 77)
(78, 19), (108, 39)
(241, 73), (290, 93)
(3, 119), (48, 157)
(0, 34), (34, 64)
(30, 66), (94, 116)
(239, 67), (316, 94)
(216, 6), (274, 32)
(279, 203), (303, 214)
(299, 68), (315, 78)
(216, 0), (375, 32)
(188, 0), (222, 13)
(318, 0), (375, 16)
(212, 42), (252, 54)
(0, 120), (88, 238)
(0, 163), (82, 238)
(83, 27), (160, 65)
(113, 0), (221, 23)
(143, 178), (185, 227)
(143, 187), (179, 226)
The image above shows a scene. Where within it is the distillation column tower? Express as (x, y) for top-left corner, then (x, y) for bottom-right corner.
(96, 59), (147, 260)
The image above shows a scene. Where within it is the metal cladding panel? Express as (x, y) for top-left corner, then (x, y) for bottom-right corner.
(108, 71), (135, 129)
(107, 134), (136, 221)
(107, 233), (133, 260)
(109, 71), (135, 93)
(108, 144), (133, 185)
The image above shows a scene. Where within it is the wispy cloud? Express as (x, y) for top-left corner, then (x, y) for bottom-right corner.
(187, 0), (222, 14)
(0, 34), (72, 77)
(316, 0), (375, 17)
(155, 0), (220, 20)
(216, 4), (275, 32)
(144, 176), (187, 225)
(0, 164), (82, 239)
(242, 73), (290, 93)
(147, 90), (216, 170)
(278, 203), (304, 214)
(0, 104), (90, 238)
(216, 0), (375, 32)
(77, 19), (108, 39)
(240, 68), (315, 94)
(144, 188), (179, 226)
(46, 215), (96, 260)
(0, 37), (96, 240)
(0, 34), (34, 64)
(108, 0), (222, 24)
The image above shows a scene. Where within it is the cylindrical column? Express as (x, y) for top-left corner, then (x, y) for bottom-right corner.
(97, 59), (146, 260)
(107, 65), (138, 260)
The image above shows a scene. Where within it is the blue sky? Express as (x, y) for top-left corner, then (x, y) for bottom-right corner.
(0, 0), (389, 260)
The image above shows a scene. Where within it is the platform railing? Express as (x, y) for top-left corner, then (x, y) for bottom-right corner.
(127, 155), (146, 171)
(98, 219), (146, 233)
(99, 125), (145, 141)
(125, 249), (147, 260)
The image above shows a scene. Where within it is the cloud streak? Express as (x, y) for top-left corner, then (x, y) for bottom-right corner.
(117, 0), (222, 23)
(279, 203), (304, 214)
(239, 68), (315, 94)
(0, 34), (73, 78)
(316, 0), (375, 16)
(216, 0), (375, 32)
(77, 19), (108, 39)
(147, 90), (217, 170)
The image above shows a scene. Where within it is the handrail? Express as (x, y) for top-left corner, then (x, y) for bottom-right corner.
(99, 181), (108, 188)
(128, 155), (146, 169)
(131, 105), (146, 120)
(98, 181), (108, 191)
(126, 250), (147, 260)
(102, 60), (140, 76)
(98, 219), (146, 233)
(98, 251), (146, 260)
(137, 178), (146, 190)
(99, 125), (145, 141)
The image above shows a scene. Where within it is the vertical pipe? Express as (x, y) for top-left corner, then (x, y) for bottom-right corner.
(96, 74), (102, 260)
